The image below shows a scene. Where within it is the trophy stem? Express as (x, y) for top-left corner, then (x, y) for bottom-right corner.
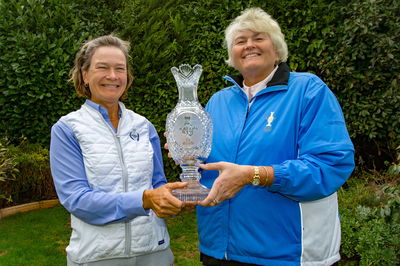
(179, 165), (200, 181)
(172, 180), (209, 202)
(172, 165), (209, 202)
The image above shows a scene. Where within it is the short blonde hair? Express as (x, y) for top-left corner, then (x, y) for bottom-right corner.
(70, 35), (133, 99)
(225, 7), (288, 67)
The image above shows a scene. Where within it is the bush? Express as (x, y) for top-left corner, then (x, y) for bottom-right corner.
(0, 139), (19, 204)
(339, 177), (400, 265)
(94, 0), (400, 173)
(386, 145), (400, 176)
(0, 138), (55, 208)
(117, 0), (252, 180)
(0, 0), (398, 170)
(0, 0), (125, 145)
(321, 0), (400, 170)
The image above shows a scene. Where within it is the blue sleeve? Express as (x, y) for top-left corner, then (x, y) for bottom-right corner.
(269, 77), (355, 201)
(149, 123), (167, 188)
(50, 121), (149, 225)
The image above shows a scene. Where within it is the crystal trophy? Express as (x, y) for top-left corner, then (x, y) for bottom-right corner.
(166, 64), (213, 202)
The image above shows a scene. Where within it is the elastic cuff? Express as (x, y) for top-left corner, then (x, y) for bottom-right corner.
(120, 189), (149, 219)
(268, 164), (286, 192)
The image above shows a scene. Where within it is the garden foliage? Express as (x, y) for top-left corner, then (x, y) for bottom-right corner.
(0, 0), (398, 170)
(0, 0), (125, 144)
(0, 139), (19, 204)
(0, 137), (56, 208)
(339, 177), (400, 265)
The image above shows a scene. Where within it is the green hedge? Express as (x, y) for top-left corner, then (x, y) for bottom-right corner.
(0, 0), (399, 172)
(0, 0), (125, 144)
(321, 0), (400, 170)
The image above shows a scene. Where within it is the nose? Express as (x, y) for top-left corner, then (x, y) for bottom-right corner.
(106, 68), (117, 80)
(245, 39), (255, 50)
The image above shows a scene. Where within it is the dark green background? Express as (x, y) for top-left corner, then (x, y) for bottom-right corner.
(0, 0), (399, 175)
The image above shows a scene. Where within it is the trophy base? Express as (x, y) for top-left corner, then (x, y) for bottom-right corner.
(172, 180), (209, 202)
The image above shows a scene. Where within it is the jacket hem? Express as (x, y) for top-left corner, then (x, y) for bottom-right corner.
(67, 246), (170, 264)
(301, 253), (340, 266)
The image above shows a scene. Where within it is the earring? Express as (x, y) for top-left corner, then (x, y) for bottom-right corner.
(84, 84), (89, 89)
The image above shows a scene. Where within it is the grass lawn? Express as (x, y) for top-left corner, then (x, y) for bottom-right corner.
(0, 205), (202, 266)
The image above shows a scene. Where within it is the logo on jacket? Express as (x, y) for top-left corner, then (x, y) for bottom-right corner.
(129, 129), (140, 141)
(264, 112), (275, 132)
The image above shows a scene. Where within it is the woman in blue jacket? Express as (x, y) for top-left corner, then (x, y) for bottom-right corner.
(196, 8), (355, 266)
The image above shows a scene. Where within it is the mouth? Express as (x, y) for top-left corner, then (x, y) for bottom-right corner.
(102, 84), (120, 88)
(243, 53), (261, 59)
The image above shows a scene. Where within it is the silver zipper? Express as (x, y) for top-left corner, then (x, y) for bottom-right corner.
(92, 106), (132, 255)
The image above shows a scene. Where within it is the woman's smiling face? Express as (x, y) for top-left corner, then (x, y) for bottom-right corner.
(83, 46), (128, 105)
(231, 30), (278, 83)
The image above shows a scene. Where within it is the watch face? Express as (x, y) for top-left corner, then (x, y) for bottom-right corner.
(252, 179), (260, 186)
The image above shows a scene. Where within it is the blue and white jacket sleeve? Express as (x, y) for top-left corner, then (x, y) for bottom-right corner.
(269, 78), (355, 201)
(50, 121), (166, 225)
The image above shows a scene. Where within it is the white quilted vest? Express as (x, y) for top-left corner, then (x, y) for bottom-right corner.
(60, 102), (170, 263)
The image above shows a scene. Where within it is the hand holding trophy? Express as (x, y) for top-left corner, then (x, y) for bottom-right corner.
(165, 64), (213, 202)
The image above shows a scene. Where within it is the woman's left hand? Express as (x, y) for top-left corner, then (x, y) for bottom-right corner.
(143, 182), (195, 217)
(198, 162), (252, 207)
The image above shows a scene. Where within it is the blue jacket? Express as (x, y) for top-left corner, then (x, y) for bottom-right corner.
(197, 63), (355, 266)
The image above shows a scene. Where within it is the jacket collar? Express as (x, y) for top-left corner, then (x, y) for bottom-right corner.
(84, 99), (124, 119)
(224, 62), (290, 92)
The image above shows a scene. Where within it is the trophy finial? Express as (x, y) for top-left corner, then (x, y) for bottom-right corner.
(171, 64), (203, 89)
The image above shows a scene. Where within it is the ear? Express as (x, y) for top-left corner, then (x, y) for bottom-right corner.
(82, 70), (88, 84)
(274, 54), (280, 66)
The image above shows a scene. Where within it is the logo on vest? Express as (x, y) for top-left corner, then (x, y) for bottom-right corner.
(264, 112), (275, 132)
(129, 130), (140, 141)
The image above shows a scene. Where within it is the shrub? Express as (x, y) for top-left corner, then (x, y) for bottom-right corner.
(321, 0), (400, 170)
(0, 0), (125, 145)
(339, 177), (400, 265)
(118, 0), (251, 180)
(0, 138), (55, 208)
(115, 0), (400, 173)
(0, 139), (19, 204)
(0, 0), (398, 170)
(386, 145), (400, 176)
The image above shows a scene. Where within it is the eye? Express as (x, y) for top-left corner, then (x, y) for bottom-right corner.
(234, 40), (245, 45)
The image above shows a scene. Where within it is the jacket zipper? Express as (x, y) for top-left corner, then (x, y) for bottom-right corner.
(97, 110), (132, 256)
(113, 134), (131, 256)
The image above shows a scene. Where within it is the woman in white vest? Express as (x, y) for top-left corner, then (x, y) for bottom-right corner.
(50, 35), (190, 266)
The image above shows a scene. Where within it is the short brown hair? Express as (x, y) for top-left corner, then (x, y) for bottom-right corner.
(70, 35), (133, 99)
